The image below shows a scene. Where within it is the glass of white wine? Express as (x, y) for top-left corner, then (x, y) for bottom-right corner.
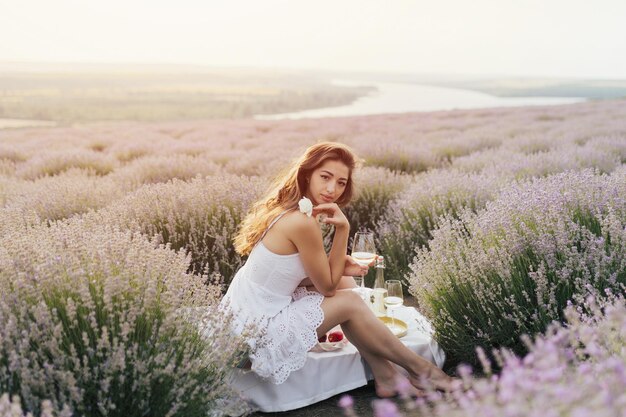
(351, 231), (377, 291)
(384, 280), (404, 330)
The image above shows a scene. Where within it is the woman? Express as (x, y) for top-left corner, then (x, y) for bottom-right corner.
(222, 142), (458, 396)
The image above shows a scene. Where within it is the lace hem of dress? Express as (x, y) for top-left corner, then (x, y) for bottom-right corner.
(249, 287), (325, 384)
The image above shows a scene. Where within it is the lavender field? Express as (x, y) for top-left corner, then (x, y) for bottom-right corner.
(1, 99), (625, 416)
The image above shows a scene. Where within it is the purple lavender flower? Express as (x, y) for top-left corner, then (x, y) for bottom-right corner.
(408, 168), (626, 367)
(372, 399), (401, 417)
(338, 394), (354, 409)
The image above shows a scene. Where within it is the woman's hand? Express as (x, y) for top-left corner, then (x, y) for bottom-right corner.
(311, 203), (350, 230)
(343, 255), (368, 277)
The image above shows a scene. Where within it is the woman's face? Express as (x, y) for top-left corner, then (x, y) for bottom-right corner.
(305, 159), (350, 206)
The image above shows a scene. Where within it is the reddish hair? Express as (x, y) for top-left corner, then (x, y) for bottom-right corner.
(234, 142), (360, 255)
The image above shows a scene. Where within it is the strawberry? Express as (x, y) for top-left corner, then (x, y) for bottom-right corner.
(327, 331), (344, 343)
(318, 334), (327, 343)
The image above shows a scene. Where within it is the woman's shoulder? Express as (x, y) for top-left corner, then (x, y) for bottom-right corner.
(278, 209), (320, 235)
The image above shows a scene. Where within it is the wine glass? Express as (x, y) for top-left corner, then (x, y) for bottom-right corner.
(384, 280), (404, 329)
(351, 231), (376, 291)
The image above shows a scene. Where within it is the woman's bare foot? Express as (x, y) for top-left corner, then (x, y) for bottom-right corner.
(408, 367), (462, 392)
(375, 375), (426, 398)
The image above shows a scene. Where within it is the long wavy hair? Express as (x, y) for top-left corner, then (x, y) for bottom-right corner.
(234, 142), (360, 256)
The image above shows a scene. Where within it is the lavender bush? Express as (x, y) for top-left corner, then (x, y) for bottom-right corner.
(0, 220), (249, 417)
(345, 166), (414, 233)
(95, 174), (267, 284)
(585, 135), (626, 163)
(379, 136), (625, 286)
(0, 394), (62, 417)
(110, 154), (222, 187)
(451, 143), (622, 178)
(1, 169), (125, 224)
(0, 207), (40, 238)
(360, 143), (440, 174)
(0, 176), (17, 206)
(376, 169), (503, 284)
(408, 169), (626, 366)
(0, 145), (26, 163)
(0, 161), (15, 176)
(344, 297), (626, 417)
(109, 141), (153, 163)
(15, 150), (118, 180)
(0, 100), (625, 415)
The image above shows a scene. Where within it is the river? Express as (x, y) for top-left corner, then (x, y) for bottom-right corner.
(255, 80), (586, 120)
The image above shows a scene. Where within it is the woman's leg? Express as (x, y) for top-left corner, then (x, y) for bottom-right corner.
(317, 290), (458, 392)
(318, 287), (419, 396)
(340, 326), (425, 397)
(336, 275), (357, 289)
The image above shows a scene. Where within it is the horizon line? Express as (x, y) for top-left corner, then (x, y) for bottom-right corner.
(0, 60), (624, 82)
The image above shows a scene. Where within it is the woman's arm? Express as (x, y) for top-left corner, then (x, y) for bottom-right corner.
(298, 275), (357, 291)
(326, 219), (350, 295)
(297, 255), (371, 289)
(298, 254), (367, 286)
(290, 203), (350, 296)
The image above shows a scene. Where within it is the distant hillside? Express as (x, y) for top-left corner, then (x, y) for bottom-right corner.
(330, 70), (626, 100)
(0, 66), (373, 123)
(434, 78), (626, 99)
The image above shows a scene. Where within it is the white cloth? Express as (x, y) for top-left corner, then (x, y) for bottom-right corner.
(230, 306), (446, 413)
(220, 210), (326, 384)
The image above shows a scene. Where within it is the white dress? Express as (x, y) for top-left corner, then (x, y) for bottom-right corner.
(220, 210), (325, 384)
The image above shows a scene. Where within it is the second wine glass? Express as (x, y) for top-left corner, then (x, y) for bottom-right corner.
(351, 231), (377, 290)
(384, 280), (404, 330)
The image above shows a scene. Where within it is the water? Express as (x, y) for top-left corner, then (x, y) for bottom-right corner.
(255, 79), (586, 120)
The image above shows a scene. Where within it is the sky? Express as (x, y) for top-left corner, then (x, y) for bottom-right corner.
(2, 0), (626, 79)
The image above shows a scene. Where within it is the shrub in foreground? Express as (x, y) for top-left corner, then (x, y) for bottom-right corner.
(0, 393), (59, 417)
(408, 169), (626, 366)
(380, 142), (624, 286)
(342, 297), (626, 417)
(0, 220), (249, 417)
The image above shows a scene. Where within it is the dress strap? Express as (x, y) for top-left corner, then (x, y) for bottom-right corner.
(259, 209), (292, 241)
